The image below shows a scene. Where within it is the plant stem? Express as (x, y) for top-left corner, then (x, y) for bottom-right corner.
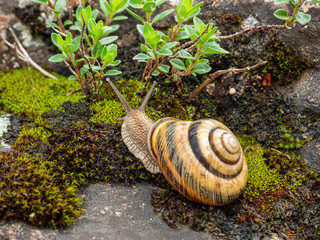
(287, 0), (306, 27)
(48, 0), (66, 32)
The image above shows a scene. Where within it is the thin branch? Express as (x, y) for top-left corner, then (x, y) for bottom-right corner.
(187, 60), (268, 102)
(63, 60), (77, 76)
(1, 28), (57, 80)
(270, 148), (291, 160)
(219, 25), (286, 40)
(50, 26), (67, 37)
(66, 87), (82, 96)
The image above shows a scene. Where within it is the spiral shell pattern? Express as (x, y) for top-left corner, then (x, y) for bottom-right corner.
(147, 118), (247, 206)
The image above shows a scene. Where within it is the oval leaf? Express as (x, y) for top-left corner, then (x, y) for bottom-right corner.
(105, 69), (122, 76)
(48, 54), (67, 63)
(295, 12), (311, 25)
(170, 59), (186, 71)
(99, 36), (118, 45)
(274, 0), (289, 5)
(274, 9), (289, 20)
(193, 63), (211, 74)
(133, 53), (152, 60)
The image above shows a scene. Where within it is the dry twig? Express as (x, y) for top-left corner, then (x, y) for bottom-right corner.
(219, 25), (286, 40)
(187, 60), (267, 102)
(1, 28), (57, 80)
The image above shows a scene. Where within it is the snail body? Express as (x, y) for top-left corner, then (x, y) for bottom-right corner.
(107, 79), (247, 206)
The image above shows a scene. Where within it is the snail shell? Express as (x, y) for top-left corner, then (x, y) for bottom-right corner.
(107, 79), (247, 206)
(148, 118), (247, 206)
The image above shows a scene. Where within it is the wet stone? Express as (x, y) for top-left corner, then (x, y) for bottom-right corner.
(0, 184), (214, 240)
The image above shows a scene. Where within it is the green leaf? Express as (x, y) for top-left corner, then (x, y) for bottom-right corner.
(204, 45), (229, 55)
(155, 0), (165, 6)
(74, 58), (84, 64)
(129, 0), (144, 9)
(140, 44), (151, 52)
(63, 20), (73, 26)
(50, 8), (62, 14)
(105, 25), (120, 35)
(151, 9), (174, 24)
(179, 50), (196, 60)
(30, 0), (48, 4)
(113, 0), (129, 13)
(184, 25), (197, 40)
(99, 36), (118, 45)
(162, 42), (179, 49)
(295, 12), (311, 25)
(158, 64), (170, 73)
(55, 0), (66, 11)
(157, 49), (172, 56)
(142, 2), (156, 13)
(175, 31), (189, 40)
(51, 33), (60, 49)
(100, 0), (110, 15)
(126, 8), (145, 23)
(193, 63), (211, 74)
(105, 70), (122, 76)
(152, 70), (160, 76)
(68, 75), (78, 81)
(313, 0), (320, 2)
(93, 41), (103, 58)
(72, 36), (81, 52)
(48, 54), (67, 62)
(274, 0), (289, 5)
(185, 2), (203, 20)
(170, 59), (186, 71)
(193, 16), (205, 34)
(109, 59), (121, 67)
(274, 9), (290, 20)
(64, 44), (74, 54)
(112, 15), (128, 21)
(133, 53), (152, 60)
(176, 5), (187, 23)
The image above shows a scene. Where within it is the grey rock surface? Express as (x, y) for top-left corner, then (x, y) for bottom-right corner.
(277, 68), (320, 114)
(200, 0), (320, 66)
(0, 184), (214, 240)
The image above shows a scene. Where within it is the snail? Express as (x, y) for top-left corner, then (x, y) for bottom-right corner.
(107, 79), (248, 206)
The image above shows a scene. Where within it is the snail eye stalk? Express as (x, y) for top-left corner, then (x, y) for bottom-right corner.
(139, 81), (157, 111)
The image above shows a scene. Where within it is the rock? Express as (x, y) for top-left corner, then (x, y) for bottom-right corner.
(199, 0), (320, 66)
(277, 68), (320, 113)
(0, 184), (214, 240)
(298, 138), (320, 174)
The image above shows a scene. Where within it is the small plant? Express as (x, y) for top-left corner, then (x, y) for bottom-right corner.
(30, 0), (128, 101)
(129, 0), (228, 92)
(273, 0), (320, 28)
(28, 0), (319, 101)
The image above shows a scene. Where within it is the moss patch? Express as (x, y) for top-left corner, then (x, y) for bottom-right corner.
(0, 151), (84, 228)
(262, 37), (312, 86)
(0, 67), (81, 118)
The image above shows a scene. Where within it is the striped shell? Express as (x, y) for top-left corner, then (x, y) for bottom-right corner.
(147, 118), (247, 206)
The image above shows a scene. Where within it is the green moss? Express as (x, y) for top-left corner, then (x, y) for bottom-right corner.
(0, 151), (84, 228)
(262, 38), (312, 85)
(0, 67), (81, 118)
(239, 136), (287, 203)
